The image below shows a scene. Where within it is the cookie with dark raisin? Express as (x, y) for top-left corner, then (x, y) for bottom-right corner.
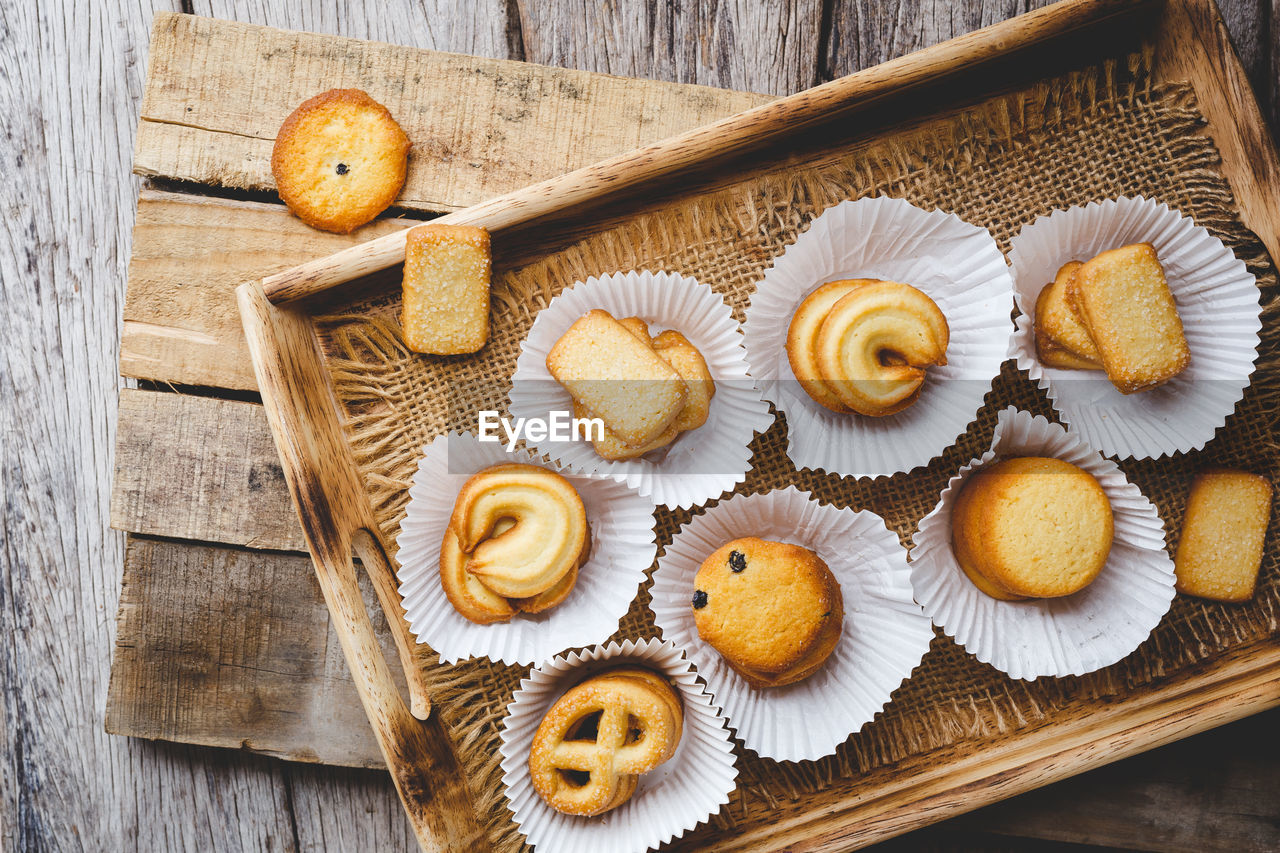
(690, 536), (843, 688)
(271, 89), (410, 233)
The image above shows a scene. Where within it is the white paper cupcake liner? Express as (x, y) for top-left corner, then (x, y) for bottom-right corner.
(508, 270), (774, 510)
(649, 487), (934, 762)
(1008, 196), (1261, 459)
(743, 196), (1014, 479)
(395, 431), (657, 666)
(910, 408), (1176, 680)
(499, 638), (738, 853)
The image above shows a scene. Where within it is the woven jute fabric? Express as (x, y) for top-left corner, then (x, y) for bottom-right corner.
(318, 48), (1278, 849)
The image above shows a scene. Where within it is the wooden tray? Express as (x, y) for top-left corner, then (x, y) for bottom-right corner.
(237, 0), (1280, 849)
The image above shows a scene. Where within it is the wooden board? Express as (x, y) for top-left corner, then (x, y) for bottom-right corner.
(137, 13), (771, 213)
(234, 0), (1280, 847)
(100, 2), (1280, 851)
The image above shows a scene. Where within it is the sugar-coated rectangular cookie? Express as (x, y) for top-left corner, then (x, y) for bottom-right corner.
(1174, 469), (1272, 602)
(400, 224), (491, 355)
(546, 309), (687, 447)
(1073, 243), (1190, 393)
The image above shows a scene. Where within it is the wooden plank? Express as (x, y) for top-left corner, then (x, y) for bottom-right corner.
(105, 535), (385, 769)
(135, 13), (771, 213)
(192, 0), (512, 59)
(111, 388), (304, 552)
(515, 0), (827, 95)
(120, 190), (409, 391)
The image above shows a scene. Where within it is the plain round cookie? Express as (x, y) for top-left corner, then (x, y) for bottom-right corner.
(271, 88), (410, 233)
(692, 537), (843, 687)
(954, 456), (1114, 599)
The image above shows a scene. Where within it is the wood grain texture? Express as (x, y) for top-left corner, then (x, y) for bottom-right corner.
(121, 190), (410, 391)
(135, 13), (770, 213)
(264, 0), (1154, 304)
(112, 388), (303, 550)
(239, 280), (487, 849)
(514, 0), (825, 94)
(106, 535), (385, 768)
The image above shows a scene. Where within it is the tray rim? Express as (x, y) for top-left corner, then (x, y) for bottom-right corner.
(237, 0), (1280, 849)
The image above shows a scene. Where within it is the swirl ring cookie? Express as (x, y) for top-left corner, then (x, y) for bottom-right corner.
(271, 89), (411, 234)
(529, 667), (683, 816)
(449, 463), (588, 599)
(814, 281), (949, 416)
(785, 279), (877, 413)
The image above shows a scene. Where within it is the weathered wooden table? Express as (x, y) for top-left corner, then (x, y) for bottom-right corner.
(3, 1), (1277, 850)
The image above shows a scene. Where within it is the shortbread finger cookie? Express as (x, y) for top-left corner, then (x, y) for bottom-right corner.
(401, 224), (491, 355)
(653, 330), (716, 432)
(573, 400), (679, 461)
(547, 309), (688, 446)
(1073, 243), (1190, 393)
(271, 89), (410, 234)
(1175, 469), (1273, 602)
(1034, 260), (1101, 367)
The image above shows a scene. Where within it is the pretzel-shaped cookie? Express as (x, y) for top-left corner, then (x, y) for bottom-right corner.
(529, 668), (683, 816)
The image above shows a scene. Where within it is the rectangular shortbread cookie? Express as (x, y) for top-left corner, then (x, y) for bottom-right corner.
(1174, 469), (1272, 602)
(546, 309), (686, 447)
(1072, 243), (1190, 393)
(401, 224), (491, 355)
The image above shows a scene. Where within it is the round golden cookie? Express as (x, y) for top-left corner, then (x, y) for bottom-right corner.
(785, 279), (878, 413)
(271, 89), (410, 234)
(815, 281), (949, 416)
(692, 537), (843, 688)
(449, 463), (588, 599)
(951, 456), (1114, 599)
(529, 667), (682, 816)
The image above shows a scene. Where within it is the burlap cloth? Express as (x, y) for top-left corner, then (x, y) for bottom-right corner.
(318, 47), (1278, 849)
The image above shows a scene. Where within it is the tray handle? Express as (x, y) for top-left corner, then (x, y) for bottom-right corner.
(238, 281), (486, 851)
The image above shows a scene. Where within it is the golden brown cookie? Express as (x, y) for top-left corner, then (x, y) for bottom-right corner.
(652, 330), (716, 433)
(547, 310), (688, 447)
(814, 281), (949, 416)
(401, 224), (491, 355)
(1073, 243), (1190, 393)
(952, 457), (1114, 599)
(271, 89), (410, 234)
(1033, 260), (1102, 369)
(450, 464), (587, 598)
(692, 537), (843, 687)
(1174, 469), (1273, 602)
(785, 280), (874, 413)
(528, 667), (683, 816)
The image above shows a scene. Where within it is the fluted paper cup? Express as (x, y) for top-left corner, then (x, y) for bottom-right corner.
(649, 487), (934, 762)
(910, 407), (1176, 680)
(509, 270), (774, 510)
(743, 196), (1014, 479)
(395, 431), (657, 666)
(1008, 196), (1261, 459)
(499, 638), (737, 853)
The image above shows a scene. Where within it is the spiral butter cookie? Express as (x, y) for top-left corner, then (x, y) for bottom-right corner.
(529, 667), (683, 816)
(439, 464), (590, 623)
(271, 89), (410, 234)
(692, 537), (843, 688)
(815, 281), (949, 416)
(787, 280), (949, 416)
